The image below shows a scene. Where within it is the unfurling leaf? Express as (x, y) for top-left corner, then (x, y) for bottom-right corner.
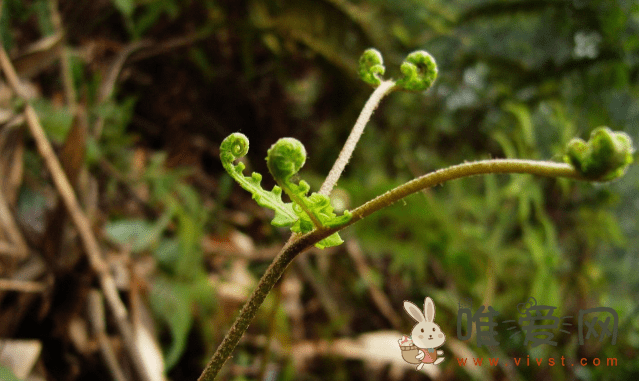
(358, 48), (386, 87)
(221, 134), (351, 248)
(220, 133), (297, 226)
(267, 137), (352, 248)
(396, 50), (438, 92)
(565, 126), (634, 182)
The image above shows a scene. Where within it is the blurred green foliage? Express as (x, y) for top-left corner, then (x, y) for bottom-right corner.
(104, 152), (215, 370)
(0, 365), (23, 381)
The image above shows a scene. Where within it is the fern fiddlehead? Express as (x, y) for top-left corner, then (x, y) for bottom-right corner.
(221, 133), (351, 249)
(220, 133), (297, 227)
(358, 48), (386, 87)
(565, 126), (634, 182)
(396, 50), (438, 92)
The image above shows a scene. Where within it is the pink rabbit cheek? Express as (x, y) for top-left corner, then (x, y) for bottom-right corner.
(438, 333), (444, 338)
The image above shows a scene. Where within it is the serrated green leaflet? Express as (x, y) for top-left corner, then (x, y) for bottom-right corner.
(286, 182), (352, 249)
(267, 138), (352, 248)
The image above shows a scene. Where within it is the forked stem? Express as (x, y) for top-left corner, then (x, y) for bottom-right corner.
(198, 158), (584, 381)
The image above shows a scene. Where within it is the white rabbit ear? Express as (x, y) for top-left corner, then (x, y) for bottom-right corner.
(424, 297), (435, 322)
(404, 301), (425, 323)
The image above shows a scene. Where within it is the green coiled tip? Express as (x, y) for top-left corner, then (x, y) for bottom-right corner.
(267, 137), (307, 181)
(565, 126), (634, 182)
(396, 50), (438, 92)
(220, 132), (250, 163)
(358, 48), (386, 87)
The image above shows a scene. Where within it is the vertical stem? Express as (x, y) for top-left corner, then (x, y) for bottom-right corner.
(318, 80), (396, 196)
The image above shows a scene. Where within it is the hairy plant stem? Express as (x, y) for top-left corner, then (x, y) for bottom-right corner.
(318, 80), (396, 196)
(199, 158), (583, 381)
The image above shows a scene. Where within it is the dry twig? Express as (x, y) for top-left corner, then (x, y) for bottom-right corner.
(0, 241), (23, 257)
(0, 279), (46, 293)
(88, 290), (128, 381)
(0, 188), (28, 258)
(0, 46), (153, 381)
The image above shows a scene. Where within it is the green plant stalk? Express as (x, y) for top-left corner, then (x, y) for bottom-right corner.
(197, 158), (583, 381)
(318, 79), (397, 196)
(275, 179), (324, 229)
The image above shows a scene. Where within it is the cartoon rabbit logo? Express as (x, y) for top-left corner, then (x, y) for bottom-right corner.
(398, 297), (445, 369)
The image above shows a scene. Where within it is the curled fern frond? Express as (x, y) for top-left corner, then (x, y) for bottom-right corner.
(267, 138), (352, 248)
(565, 126), (634, 182)
(396, 50), (438, 92)
(290, 193), (353, 249)
(266, 137), (307, 181)
(220, 134), (351, 248)
(220, 133), (297, 227)
(358, 48), (386, 87)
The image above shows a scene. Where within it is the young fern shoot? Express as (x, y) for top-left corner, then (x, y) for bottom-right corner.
(220, 133), (352, 249)
(219, 134), (297, 227)
(565, 126), (634, 181)
(320, 49), (438, 196)
(200, 48), (634, 381)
